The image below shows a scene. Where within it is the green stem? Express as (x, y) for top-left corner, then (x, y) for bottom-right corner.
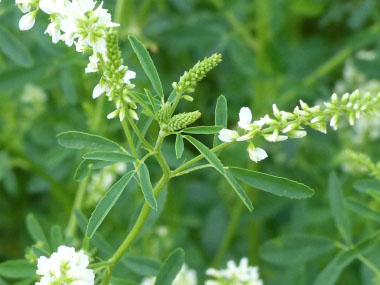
(170, 164), (213, 178)
(212, 201), (244, 267)
(171, 142), (232, 176)
(335, 242), (380, 277)
(102, 132), (171, 283)
(128, 116), (154, 151)
(121, 120), (138, 158)
(169, 91), (183, 116)
(65, 174), (91, 239)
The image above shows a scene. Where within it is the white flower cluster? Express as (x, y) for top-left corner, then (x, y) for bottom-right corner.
(15, 0), (137, 121)
(335, 50), (380, 143)
(141, 264), (197, 285)
(206, 257), (263, 285)
(16, 0), (117, 71)
(36, 245), (94, 285)
(219, 90), (380, 163)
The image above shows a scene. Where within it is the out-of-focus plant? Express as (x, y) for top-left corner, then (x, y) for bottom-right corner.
(1, 0), (380, 284)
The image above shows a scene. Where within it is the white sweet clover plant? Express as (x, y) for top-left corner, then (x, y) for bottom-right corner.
(2, 0), (380, 284)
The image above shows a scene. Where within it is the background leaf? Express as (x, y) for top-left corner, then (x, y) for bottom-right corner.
(154, 248), (185, 285)
(328, 173), (351, 244)
(260, 234), (334, 266)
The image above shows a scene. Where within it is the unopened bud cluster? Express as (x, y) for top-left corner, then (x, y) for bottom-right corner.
(166, 111), (201, 132)
(157, 102), (172, 124)
(173, 53), (222, 95)
(93, 31), (138, 121)
(219, 90), (380, 163)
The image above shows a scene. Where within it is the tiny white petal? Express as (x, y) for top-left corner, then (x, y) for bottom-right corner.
(248, 145), (268, 163)
(218, 129), (239, 142)
(19, 11), (36, 31)
(238, 107), (252, 130)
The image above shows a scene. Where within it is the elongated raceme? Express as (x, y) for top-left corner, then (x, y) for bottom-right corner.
(173, 53), (222, 95)
(219, 90), (380, 162)
(167, 111), (201, 132)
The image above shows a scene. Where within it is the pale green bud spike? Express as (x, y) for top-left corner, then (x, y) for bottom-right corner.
(174, 53), (222, 94)
(157, 102), (172, 124)
(167, 111), (201, 132)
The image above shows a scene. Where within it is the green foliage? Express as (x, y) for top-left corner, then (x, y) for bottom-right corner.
(57, 131), (122, 151)
(129, 35), (164, 98)
(87, 171), (135, 238)
(2, 0), (380, 284)
(260, 235), (334, 266)
(0, 260), (36, 279)
(139, 164), (158, 210)
(229, 167), (314, 199)
(154, 248), (185, 285)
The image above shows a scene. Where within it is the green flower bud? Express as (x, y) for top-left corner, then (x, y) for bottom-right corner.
(174, 53), (222, 94)
(157, 102), (172, 123)
(167, 111), (201, 132)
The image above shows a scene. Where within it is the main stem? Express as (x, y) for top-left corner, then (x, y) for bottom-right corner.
(121, 120), (138, 158)
(65, 174), (90, 239)
(102, 131), (170, 283)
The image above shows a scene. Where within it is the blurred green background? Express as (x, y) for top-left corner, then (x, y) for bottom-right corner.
(1, 0), (380, 284)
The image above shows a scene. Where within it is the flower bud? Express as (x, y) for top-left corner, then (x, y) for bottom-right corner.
(167, 111), (201, 132)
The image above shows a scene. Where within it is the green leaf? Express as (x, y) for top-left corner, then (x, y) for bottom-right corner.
(74, 160), (114, 181)
(346, 198), (380, 223)
(139, 164), (158, 210)
(57, 131), (121, 151)
(354, 179), (380, 194)
(128, 92), (155, 118)
(224, 170), (254, 212)
(83, 151), (135, 163)
(155, 248), (185, 285)
(0, 27), (33, 67)
(213, 95), (227, 147)
(229, 167), (314, 199)
(328, 173), (351, 244)
(145, 89), (157, 113)
(49, 225), (63, 251)
(122, 256), (161, 276)
(260, 234), (334, 266)
(175, 134), (184, 159)
(26, 214), (50, 252)
(314, 231), (380, 285)
(87, 171), (135, 238)
(0, 260), (36, 279)
(184, 136), (225, 175)
(74, 210), (114, 255)
(128, 35), (164, 98)
(183, 126), (223, 134)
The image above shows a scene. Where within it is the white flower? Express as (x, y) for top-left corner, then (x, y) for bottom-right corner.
(247, 144), (268, 163)
(92, 80), (109, 98)
(238, 107), (252, 130)
(218, 129), (239, 142)
(287, 129), (307, 138)
(124, 70), (136, 84)
(264, 131), (288, 142)
(142, 264), (197, 285)
(206, 257), (263, 285)
(36, 246), (94, 285)
(85, 54), (100, 73)
(16, 0), (33, 13)
(19, 11), (36, 30)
